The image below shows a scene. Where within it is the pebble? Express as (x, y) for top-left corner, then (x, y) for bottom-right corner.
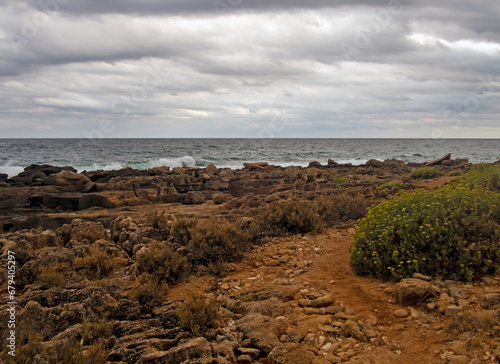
(394, 309), (409, 318)
(237, 354), (253, 363)
(267, 260), (280, 266)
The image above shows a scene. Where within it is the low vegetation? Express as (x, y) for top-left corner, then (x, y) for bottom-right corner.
(177, 294), (220, 335)
(313, 193), (371, 225)
(253, 199), (322, 236)
(351, 185), (500, 281)
(410, 166), (440, 180)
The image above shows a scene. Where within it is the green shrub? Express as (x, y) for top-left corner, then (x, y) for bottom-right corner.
(333, 176), (349, 184)
(452, 163), (500, 191)
(177, 294), (220, 335)
(376, 180), (404, 190)
(350, 186), (500, 281)
(313, 193), (370, 225)
(136, 241), (188, 283)
(254, 199), (322, 236)
(411, 167), (440, 180)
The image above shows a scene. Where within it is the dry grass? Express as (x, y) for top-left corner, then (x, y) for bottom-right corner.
(75, 246), (127, 280)
(37, 263), (69, 288)
(253, 199), (322, 236)
(313, 193), (371, 225)
(177, 294), (220, 336)
(135, 241), (188, 283)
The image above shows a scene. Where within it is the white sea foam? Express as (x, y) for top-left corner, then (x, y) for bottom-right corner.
(74, 156), (198, 172)
(0, 165), (24, 178)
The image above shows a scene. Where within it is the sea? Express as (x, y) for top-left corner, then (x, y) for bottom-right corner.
(0, 138), (498, 178)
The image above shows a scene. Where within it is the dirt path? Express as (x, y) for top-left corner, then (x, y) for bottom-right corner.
(169, 226), (456, 363)
(310, 228), (448, 363)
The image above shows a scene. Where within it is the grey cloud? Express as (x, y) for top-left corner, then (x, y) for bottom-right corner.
(0, 0), (499, 138)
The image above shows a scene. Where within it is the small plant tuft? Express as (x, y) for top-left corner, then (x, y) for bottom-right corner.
(177, 294), (220, 335)
(410, 167), (440, 180)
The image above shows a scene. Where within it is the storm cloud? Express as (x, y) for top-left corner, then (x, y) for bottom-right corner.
(0, 0), (499, 138)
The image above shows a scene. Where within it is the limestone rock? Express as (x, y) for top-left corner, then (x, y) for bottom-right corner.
(298, 295), (335, 308)
(237, 313), (288, 355)
(182, 191), (206, 205)
(394, 278), (435, 305)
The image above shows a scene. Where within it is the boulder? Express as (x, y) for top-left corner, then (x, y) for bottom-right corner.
(182, 191), (206, 205)
(212, 192), (233, 205)
(426, 153), (452, 166)
(45, 170), (91, 186)
(308, 161), (322, 168)
(366, 159), (384, 167)
(205, 164), (218, 175)
(0, 173), (7, 183)
(394, 278), (435, 305)
(327, 159), (338, 166)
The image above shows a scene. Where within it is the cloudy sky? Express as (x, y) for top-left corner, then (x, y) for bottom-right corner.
(0, 0), (499, 138)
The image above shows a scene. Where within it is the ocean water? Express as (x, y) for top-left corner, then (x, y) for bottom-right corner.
(0, 138), (498, 178)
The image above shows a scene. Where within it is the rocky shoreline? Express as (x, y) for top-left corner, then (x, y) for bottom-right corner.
(0, 155), (499, 363)
(0, 154), (469, 231)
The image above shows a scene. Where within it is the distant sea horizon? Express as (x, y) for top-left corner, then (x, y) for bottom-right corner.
(1, 138), (498, 178)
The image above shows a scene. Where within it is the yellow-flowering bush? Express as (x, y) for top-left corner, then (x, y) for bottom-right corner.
(350, 186), (500, 281)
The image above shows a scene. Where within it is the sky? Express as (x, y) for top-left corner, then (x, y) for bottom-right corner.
(0, 0), (499, 138)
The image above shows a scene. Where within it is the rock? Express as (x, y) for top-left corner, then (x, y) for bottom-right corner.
(482, 292), (500, 308)
(393, 309), (409, 318)
(109, 299), (141, 320)
(237, 314), (288, 355)
(413, 273), (432, 281)
(159, 310), (179, 329)
(182, 191), (206, 205)
(426, 153), (451, 166)
(267, 343), (317, 364)
(213, 192), (233, 204)
(366, 159), (384, 167)
(308, 161), (322, 168)
(205, 164), (218, 175)
(0, 173), (7, 183)
(298, 295), (335, 308)
(366, 315), (378, 326)
(327, 159), (338, 166)
(394, 278), (435, 305)
(267, 260), (281, 267)
(237, 355), (253, 363)
(45, 170), (91, 187)
(236, 347), (260, 358)
(79, 194), (115, 210)
(28, 193), (81, 210)
(161, 337), (213, 364)
(340, 320), (367, 342)
(213, 342), (237, 363)
(243, 162), (269, 170)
